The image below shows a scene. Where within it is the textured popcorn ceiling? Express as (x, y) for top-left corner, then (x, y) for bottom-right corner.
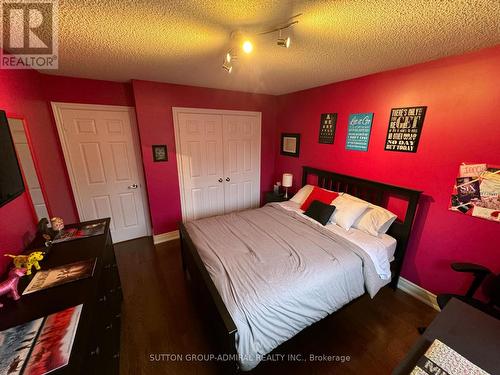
(45, 0), (500, 94)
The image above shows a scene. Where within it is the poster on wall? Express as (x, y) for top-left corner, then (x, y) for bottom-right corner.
(384, 106), (427, 152)
(449, 163), (500, 222)
(345, 113), (374, 151)
(318, 113), (337, 144)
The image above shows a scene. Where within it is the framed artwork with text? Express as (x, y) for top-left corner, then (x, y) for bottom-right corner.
(318, 113), (337, 144)
(384, 106), (426, 153)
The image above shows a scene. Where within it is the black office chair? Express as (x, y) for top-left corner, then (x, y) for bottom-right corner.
(436, 262), (500, 319)
(418, 263), (499, 334)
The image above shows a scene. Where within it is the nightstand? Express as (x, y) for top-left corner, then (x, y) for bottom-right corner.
(264, 191), (289, 204)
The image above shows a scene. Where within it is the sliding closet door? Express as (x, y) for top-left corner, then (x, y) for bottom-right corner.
(222, 115), (261, 212)
(176, 112), (225, 221)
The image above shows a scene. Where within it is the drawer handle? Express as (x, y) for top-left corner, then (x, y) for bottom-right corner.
(105, 323), (113, 330)
(114, 313), (121, 319)
(90, 346), (100, 356)
(113, 353), (120, 359)
(99, 295), (107, 303)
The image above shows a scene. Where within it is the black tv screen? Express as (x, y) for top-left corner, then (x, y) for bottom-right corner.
(0, 110), (25, 207)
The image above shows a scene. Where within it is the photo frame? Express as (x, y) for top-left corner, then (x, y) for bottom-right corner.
(152, 145), (168, 162)
(280, 133), (300, 157)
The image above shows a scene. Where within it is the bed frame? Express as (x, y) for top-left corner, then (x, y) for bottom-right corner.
(179, 166), (422, 371)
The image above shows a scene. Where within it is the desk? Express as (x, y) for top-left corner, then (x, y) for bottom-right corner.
(393, 298), (500, 374)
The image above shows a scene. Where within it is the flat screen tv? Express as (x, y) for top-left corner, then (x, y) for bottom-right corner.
(0, 110), (25, 207)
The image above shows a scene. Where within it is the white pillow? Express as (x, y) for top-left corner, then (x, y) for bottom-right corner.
(329, 195), (369, 231)
(344, 194), (397, 236)
(290, 184), (314, 204)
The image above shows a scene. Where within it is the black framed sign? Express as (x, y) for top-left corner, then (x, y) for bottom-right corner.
(384, 106), (427, 153)
(280, 133), (300, 157)
(319, 113), (337, 144)
(152, 145), (168, 162)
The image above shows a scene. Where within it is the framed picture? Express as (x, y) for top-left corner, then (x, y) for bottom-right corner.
(384, 106), (427, 153)
(281, 133), (300, 157)
(152, 145), (168, 162)
(319, 113), (337, 144)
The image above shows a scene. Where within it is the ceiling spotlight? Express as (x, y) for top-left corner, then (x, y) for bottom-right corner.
(277, 36), (291, 48)
(242, 40), (253, 54)
(222, 62), (232, 73)
(225, 50), (237, 63)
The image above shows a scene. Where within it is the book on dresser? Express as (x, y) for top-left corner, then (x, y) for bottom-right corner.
(0, 218), (122, 375)
(411, 339), (490, 375)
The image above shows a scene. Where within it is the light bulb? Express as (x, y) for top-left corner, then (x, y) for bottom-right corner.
(242, 40), (253, 54)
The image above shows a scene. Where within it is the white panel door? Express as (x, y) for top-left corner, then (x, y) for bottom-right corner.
(177, 112), (225, 221)
(53, 103), (150, 242)
(223, 114), (261, 212)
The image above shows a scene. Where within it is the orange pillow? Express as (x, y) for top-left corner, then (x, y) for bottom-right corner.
(300, 186), (339, 211)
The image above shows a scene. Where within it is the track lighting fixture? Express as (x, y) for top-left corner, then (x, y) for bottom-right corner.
(222, 13), (301, 74)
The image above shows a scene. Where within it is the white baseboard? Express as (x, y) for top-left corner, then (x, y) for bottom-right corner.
(153, 230), (180, 244)
(397, 277), (440, 311)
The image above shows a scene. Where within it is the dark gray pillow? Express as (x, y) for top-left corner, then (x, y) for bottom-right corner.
(304, 200), (336, 226)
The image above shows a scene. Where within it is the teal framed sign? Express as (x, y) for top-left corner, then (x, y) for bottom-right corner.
(346, 113), (374, 151)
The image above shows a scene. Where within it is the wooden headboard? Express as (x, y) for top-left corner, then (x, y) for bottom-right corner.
(302, 166), (422, 288)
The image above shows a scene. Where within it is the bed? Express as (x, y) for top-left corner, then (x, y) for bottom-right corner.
(179, 166), (422, 371)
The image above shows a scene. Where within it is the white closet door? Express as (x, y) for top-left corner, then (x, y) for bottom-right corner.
(222, 114), (261, 212)
(177, 112), (225, 221)
(174, 108), (261, 222)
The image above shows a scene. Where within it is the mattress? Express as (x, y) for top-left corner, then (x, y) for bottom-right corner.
(185, 203), (390, 371)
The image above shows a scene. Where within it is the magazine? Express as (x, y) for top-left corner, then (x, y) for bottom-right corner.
(410, 339), (489, 375)
(22, 259), (96, 295)
(0, 304), (82, 375)
(51, 221), (106, 244)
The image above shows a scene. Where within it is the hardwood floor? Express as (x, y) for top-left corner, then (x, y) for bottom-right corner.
(115, 237), (437, 374)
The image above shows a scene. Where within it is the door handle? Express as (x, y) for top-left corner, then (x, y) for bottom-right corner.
(128, 184), (138, 189)
(226, 177), (230, 182)
(218, 178), (223, 183)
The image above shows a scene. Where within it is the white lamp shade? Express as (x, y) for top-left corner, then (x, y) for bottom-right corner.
(282, 173), (293, 188)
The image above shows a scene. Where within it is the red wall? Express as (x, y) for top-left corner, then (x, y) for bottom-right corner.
(132, 80), (277, 234)
(274, 45), (500, 296)
(0, 69), (44, 274)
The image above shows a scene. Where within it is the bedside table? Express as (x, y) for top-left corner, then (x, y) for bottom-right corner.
(264, 191), (288, 204)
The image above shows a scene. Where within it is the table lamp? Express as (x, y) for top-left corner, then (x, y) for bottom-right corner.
(282, 173), (293, 199)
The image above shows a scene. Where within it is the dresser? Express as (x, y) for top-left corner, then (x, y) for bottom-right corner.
(0, 218), (122, 374)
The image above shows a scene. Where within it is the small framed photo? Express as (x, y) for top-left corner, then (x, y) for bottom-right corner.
(152, 145), (168, 162)
(280, 133), (300, 157)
